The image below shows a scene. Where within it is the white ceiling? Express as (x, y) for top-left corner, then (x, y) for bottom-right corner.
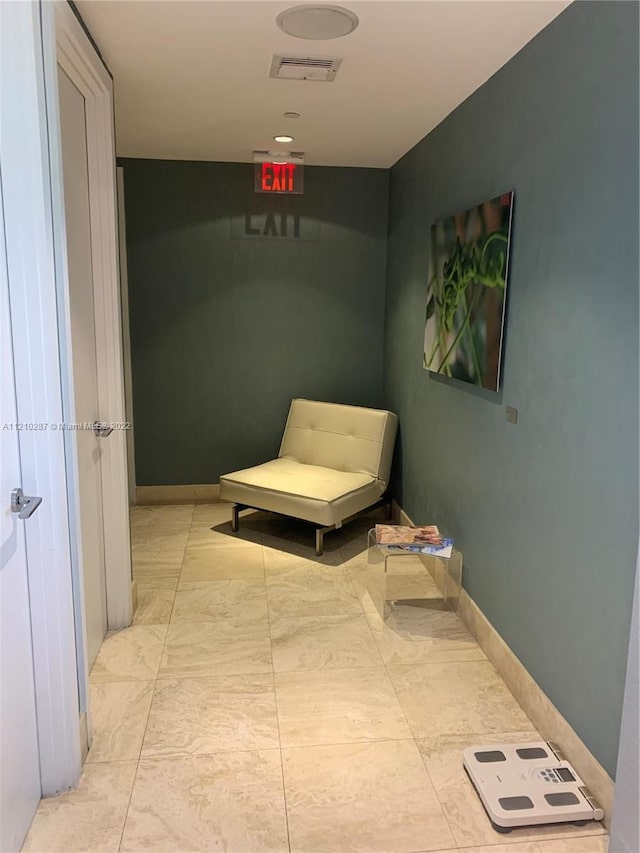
(76, 0), (570, 168)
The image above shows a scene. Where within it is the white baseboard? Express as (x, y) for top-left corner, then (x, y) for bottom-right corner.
(135, 484), (221, 505)
(391, 498), (613, 828)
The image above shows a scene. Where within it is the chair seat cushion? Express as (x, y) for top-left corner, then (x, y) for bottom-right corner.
(220, 458), (384, 527)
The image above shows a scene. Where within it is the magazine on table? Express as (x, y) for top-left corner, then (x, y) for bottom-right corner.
(375, 524), (454, 558)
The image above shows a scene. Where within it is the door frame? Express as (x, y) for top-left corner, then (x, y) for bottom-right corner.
(0, 0), (82, 795)
(2, 0), (131, 795)
(47, 0), (132, 634)
(116, 166), (138, 507)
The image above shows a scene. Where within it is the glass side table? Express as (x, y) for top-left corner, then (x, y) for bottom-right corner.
(367, 528), (463, 615)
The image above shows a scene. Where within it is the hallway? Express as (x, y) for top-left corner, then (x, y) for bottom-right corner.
(23, 504), (609, 853)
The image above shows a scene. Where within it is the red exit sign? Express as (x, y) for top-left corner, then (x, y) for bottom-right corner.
(254, 162), (304, 194)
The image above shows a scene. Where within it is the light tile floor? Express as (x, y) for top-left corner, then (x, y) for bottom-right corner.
(23, 503), (609, 853)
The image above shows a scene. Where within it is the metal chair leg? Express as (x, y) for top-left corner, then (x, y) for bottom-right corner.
(231, 503), (240, 532)
(315, 527), (324, 556)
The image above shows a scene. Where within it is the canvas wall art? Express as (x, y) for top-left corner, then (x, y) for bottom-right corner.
(423, 192), (514, 391)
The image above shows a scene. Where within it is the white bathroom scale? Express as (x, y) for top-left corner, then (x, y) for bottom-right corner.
(462, 741), (604, 832)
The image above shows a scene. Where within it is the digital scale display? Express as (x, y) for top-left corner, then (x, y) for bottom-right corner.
(556, 766), (576, 783)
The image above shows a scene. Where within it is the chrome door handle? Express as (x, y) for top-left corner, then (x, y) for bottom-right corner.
(93, 421), (113, 438)
(11, 487), (43, 520)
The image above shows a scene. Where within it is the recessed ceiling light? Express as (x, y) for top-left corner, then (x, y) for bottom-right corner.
(274, 134), (294, 143)
(276, 5), (359, 40)
(283, 111), (301, 119)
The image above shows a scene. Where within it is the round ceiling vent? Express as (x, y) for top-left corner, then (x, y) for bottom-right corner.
(276, 5), (359, 40)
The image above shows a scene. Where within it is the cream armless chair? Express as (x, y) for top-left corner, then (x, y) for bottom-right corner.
(220, 399), (398, 555)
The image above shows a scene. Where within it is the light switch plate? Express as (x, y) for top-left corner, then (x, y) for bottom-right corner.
(506, 406), (518, 424)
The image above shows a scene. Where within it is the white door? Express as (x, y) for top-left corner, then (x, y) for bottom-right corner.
(57, 66), (108, 669)
(0, 177), (42, 852)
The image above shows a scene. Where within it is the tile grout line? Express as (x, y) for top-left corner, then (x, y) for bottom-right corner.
(115, 749), (143, 852)
(177, 501), (199, 581)
(280, 735), (427, 755)
(130, 503), (193, 590)
(371, 550), (463, 850)
(340, 544), (370, 622)
(151, 507), (266, 677)
(338, 541), (386, 668)
(126, 736), (455, 760)
(263, 539), (293, 853)
(416, 739), (460, 848)
(116, 503), (195, 852)
(350, 534), (421, 743)
(156, 501), (194, 640)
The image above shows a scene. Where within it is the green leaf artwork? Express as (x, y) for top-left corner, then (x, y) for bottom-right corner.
(423, 192), (514, 391)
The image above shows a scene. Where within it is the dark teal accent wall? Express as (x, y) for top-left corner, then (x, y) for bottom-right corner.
(384, 1), (639, 776)
(121, 161), (389, 485)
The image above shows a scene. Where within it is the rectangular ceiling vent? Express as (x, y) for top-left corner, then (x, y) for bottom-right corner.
(253, 150), (305, 164)
(269, 54), (342, 83)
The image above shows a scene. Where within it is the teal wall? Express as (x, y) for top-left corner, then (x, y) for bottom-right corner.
(383, 1), (639, 776)
(121, 161), (389, 485)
